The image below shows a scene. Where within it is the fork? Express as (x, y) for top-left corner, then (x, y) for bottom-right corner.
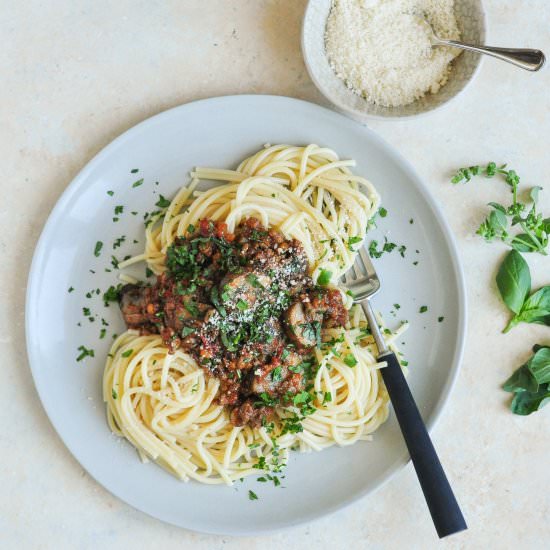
(342, 247), (467, 539)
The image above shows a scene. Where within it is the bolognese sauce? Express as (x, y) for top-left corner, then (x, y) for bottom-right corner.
(118, 218), (347, 427)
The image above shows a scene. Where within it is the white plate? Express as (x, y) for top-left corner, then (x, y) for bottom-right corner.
(26, 95), (466, 535)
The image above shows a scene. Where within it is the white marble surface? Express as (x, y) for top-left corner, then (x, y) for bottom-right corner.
(2, 1), (549, 548)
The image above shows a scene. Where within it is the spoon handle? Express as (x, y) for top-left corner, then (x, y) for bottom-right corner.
(436, 39), (545, 71)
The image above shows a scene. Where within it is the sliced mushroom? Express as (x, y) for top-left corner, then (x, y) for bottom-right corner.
(284, 301), (322, 348)
(119, 284), (151, 328)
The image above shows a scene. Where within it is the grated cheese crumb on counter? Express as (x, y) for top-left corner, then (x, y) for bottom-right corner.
(325, 0), (462, 107)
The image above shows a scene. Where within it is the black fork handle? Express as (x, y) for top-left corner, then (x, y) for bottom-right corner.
(379, 351), (467, 538)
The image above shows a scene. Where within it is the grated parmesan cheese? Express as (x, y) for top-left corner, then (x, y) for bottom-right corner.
(325, 0), (461, 107)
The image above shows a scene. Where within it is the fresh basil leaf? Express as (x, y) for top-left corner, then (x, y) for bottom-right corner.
(510, 384), (550, 415)
(518, 286), (550, 326)
(502, 365), (539, 393)
(511, 233), (538, 253)
(487, 202), (507, 214)
(517, 308), (550, 326)
(496, 250), (531, 315)
(527, 347), (550, 385)
(489, 209), (508, 234)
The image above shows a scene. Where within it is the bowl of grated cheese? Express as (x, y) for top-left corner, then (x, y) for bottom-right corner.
(302, 0), (486, 120)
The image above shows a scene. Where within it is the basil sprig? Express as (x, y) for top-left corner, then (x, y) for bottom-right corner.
(451, 162), (549, 255)
(497, 250), (550, 332)
(503, 345), (550, 415)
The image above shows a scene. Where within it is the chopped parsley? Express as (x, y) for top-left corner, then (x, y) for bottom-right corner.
(103, 284), (122, 306)
(132, 178), (144, 188)
(76, 345), (94, 361)
(113, 236), (126, 249)
(368, 237), (398, 259)
(271, 366), (283, 382)
(378, 207), (388, 218)
(94, 241), (103, 257)
(236, 299), (249, 311)
(111, 388), (118, 399)
(317, 269), (332, 286)
(181, 326), (195, 337)
(343, 354), (357, 367)
(248, 490), (259, 501)
(155, 194), (171, 208)
(121, 349), (133, 358)
(347, 236), (363, 251)
(438, 316), (445, 322)
(107, 190), (114, 196)
(114, 205), (124, 215)
(419, 306), (428, 313)
(68, 286), (74, 293)
(130, 168), (139, 174)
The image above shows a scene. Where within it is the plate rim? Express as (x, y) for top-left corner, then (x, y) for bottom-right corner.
(25, 94), (467, 535)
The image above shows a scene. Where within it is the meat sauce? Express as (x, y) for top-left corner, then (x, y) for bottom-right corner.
(118, 218), (347, 427)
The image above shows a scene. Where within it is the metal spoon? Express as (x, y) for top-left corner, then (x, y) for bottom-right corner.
(420, 17), (545, 72)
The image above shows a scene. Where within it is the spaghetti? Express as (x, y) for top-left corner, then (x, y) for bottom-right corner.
(104, 144), (406, 484)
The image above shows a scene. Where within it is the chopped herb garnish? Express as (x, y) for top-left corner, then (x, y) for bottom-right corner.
(248, 490), (259, 501)
(130, 168), (139, 174)
(103, 284), (122, 306)
(271, 366), (283, 382)
(419, 306), (428, 313)
(76, 345), (94, 362)
(100, 328), (107, 339)
(111, 388), (118, 399)
(317, 269), (332, 286)
(181, 326), (195, 337)
(347, 236), (363, 251)
(378, 207), (388, 218)
(114, 205), (124, 215)
(236, 299), (248, 311)
(132, 178), (144, 188)
(68, 286), (74, 293)
(94, 241), (103, 257)
(438, 316), (444, 323)
(344, 354), (357, 367)
(155, 194), (171, 208)
(107, 190), (114, 196)
(121, 349), (133, 358)
(113, 236), (126, 249)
